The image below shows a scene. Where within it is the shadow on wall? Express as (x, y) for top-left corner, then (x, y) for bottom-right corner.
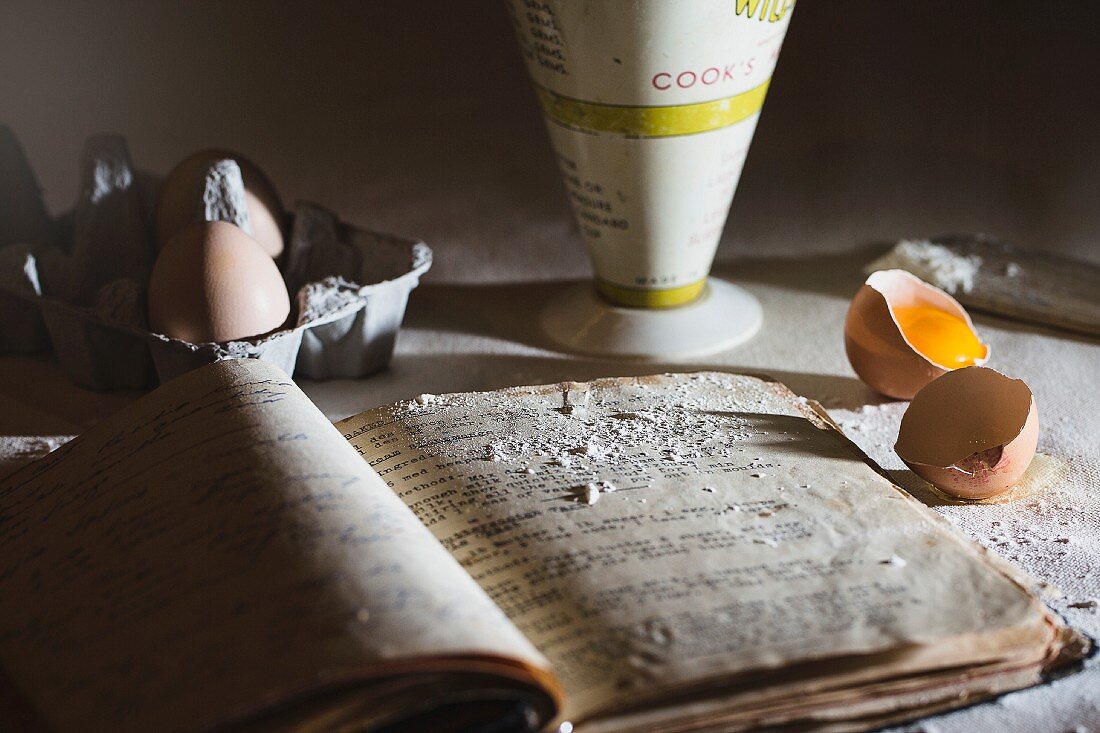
(3, 1), (1100, 280)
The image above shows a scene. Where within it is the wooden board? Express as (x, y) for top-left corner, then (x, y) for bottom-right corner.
(867, 235), (1100, 337)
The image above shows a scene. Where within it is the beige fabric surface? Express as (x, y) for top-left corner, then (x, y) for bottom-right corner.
(2, 255), (1097, 731)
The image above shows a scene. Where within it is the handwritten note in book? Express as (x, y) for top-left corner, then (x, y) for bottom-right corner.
(0, 360), (543, 733)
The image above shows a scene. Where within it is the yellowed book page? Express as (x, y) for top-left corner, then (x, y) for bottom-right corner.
(0, 360), (553, 733)
(337, 373), (1054, 722)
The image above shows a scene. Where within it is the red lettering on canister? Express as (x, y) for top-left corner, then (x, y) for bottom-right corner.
(652, 72), (672, 90)
(650, 60), (755, 90)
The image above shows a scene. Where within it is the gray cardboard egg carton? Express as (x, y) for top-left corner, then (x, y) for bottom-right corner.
(0, 128), (431, 389)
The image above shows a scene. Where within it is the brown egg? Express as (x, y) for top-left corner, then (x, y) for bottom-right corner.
(155, 149), (285, 258)
(147, 221), (291, 343)
(844, 270), (989, 399)
(895, 367), (1039, 501)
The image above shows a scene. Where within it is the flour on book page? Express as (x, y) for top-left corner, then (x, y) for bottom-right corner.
(340, 373), (1047, 720)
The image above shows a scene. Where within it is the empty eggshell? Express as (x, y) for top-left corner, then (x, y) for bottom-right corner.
(147, 221), (291, 343)
(844, 269), (989, 399)
(895, 367), (1038, 501)
(155, 149), (286, 258)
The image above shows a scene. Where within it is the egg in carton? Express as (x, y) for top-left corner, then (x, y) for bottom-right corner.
(0, 127), (431, 389)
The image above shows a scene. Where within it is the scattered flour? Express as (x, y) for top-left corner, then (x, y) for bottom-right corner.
(868, 239), (983, 294)
(579, 483), (600, 505)
(485, 441), (522, 462)
(443, 374), (790, 499)
(0, 436), (74, 478)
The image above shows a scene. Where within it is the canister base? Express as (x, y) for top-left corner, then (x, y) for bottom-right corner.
(540, 278), (762, 359)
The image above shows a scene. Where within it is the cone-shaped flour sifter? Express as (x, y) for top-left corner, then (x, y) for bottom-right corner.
(508, 0), (795, 358)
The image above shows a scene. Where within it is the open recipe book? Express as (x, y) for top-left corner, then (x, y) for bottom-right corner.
(0, 360), (1087, 733)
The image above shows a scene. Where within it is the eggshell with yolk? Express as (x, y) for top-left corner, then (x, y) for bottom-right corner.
(895, 366), (1038, 501)
(844, 269), (989, 399)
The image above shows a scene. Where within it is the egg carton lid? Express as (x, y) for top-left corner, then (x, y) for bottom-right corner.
(0, 128), (431, 389)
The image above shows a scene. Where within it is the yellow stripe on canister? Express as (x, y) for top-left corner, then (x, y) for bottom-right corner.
(597, 278), (707, 308)
(536, 80), (771, 138)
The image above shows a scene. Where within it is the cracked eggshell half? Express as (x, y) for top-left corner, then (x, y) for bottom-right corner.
(895, 367), (1038, 501)
(844, 269), (989, 399)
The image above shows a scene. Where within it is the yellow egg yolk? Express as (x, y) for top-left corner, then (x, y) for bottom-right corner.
(891, 305), (985, 369)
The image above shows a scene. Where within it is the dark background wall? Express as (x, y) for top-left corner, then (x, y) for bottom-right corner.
(2, 1), (1098, 281)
